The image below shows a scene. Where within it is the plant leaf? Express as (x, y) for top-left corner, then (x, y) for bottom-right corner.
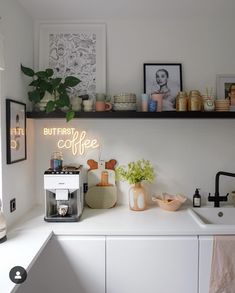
(35, 71), (47, 79)
(46, 84), (53, 95)
(21, 64), (35, 77)
(57, 83), (67, 94)
(51, 78), (62, 89)
(38, 80), (48, 92)
(64, 76), (80, 87)
(45, 68), (54, 77)
(46, 100), (55, 113)
(28, 90), (41, 103)
(60, 93), (70, 107)
(66, 110), (75, 122)
(29, 80), (39, 87)
(39, 91), (46, 99)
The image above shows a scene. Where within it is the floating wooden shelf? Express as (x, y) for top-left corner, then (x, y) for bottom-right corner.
(26, 111), (235, 119)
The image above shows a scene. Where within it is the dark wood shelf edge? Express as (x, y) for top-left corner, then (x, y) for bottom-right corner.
(26, 111), (235, 119)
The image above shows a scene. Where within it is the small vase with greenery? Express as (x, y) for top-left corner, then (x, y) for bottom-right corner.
(21, 64), (81, 122)
(116, 159), (155, 211)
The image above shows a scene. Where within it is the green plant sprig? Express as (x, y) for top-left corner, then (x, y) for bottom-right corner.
(21, 64), (81, 122)
(116, 159), (155, 185)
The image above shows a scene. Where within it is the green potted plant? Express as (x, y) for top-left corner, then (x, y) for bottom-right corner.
(116, 159), (155, 211)
(21, 64), (81, 122)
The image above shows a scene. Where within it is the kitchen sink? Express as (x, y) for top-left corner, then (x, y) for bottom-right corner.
(189, 207), (235, 228)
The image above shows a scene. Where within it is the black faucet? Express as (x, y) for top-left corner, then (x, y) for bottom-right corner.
(208, 171), (235, 207)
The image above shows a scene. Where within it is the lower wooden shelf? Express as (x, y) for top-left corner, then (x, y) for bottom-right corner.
(26, 111), (235, 119)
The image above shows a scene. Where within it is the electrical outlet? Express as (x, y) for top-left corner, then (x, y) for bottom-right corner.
(83, 183), (88, 193)
(10, 198), (16, 213)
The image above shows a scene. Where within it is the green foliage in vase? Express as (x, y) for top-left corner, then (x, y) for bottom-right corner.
(116, 159), (155, 184)
(21, 64), (81, 122)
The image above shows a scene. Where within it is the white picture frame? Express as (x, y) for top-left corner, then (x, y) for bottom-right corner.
(38, 23), (106, 98)
(216, 74), (235, 100)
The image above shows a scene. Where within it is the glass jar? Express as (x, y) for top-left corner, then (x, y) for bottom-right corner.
(50, 151), (63, 171)
(176, 91), (188, 111)
(188, 90), (202, 111)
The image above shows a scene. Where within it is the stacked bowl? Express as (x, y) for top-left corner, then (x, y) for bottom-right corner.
(215, 99), (230, 111)
(113, 93), (137, 111)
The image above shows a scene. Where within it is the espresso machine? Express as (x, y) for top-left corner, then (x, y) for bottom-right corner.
(44, 167), (84, 222)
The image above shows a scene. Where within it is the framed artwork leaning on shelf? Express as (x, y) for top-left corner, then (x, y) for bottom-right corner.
(6, 99), (27, 164)
(216, 74), (235, 101)
(144, 63), (182, 111)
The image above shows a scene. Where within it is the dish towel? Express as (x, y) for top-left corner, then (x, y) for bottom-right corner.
(209, 235), (235, 293)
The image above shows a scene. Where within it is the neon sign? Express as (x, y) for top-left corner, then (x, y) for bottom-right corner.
(43, 128), (99, 156)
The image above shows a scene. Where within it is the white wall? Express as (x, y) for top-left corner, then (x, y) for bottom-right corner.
(34, 119), (235, 206)
(2, 0), (235, 216)
(32, 8), (235, 206)
(0, 0), (35, 226)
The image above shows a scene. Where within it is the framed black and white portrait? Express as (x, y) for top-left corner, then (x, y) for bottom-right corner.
(144, 63), (182, 111)
(6, 99), (26, 164)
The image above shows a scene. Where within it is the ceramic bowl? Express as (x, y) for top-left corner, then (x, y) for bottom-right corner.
(152, 193), (187, 211)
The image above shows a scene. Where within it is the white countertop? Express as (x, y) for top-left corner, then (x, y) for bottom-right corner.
(1, 204), (235, 293)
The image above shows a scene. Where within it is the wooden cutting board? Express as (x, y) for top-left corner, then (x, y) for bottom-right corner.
(85, 186), (117, 209)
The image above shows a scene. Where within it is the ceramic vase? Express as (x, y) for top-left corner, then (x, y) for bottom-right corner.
(129, 182), (147, 211)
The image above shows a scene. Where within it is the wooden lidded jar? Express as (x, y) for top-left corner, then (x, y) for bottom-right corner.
(188, 90), (202, 111)
(176, 91), (188, 111)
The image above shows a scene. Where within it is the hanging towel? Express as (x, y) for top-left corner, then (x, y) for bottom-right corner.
(209, 235), (235, 293)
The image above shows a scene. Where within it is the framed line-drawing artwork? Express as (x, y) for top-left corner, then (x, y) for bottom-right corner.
(144, 63), (182, 111)
(6, 99), (26, 164)
(216, 74), (235, 100)
(38, 23), (106, 99)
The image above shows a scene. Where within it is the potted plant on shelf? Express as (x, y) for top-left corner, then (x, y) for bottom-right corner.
(21, 64), (81, 122)
(116, 159), (155, 211)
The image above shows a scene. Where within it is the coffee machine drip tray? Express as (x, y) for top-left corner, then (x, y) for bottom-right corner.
(44, 214), (80, 222)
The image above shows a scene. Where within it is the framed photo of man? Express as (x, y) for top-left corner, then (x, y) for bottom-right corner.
(144, 63), (182, 111)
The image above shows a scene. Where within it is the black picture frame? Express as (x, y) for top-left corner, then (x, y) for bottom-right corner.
(144, 63), (183, 111)
(6, 99), (27, 164)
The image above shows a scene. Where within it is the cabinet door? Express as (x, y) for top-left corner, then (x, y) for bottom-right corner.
(16, 236), (105, 293)
(199, 236), (213, 293)
(106, 236), (198, 293)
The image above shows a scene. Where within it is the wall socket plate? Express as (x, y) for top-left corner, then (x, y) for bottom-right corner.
(10, 198), (16, 213)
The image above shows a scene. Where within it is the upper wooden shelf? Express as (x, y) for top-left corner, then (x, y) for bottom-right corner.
(26, 111), (235, 119)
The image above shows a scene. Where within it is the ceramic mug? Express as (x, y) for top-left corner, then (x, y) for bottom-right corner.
(83, 100), (93, 112)
(96, 93), (106, 101)
(151, 93), (163, 112)
(95, 101), (112, 111)
(70, 96), (82, 111)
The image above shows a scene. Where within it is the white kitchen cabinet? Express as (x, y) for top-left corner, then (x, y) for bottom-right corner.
(199, 236), (213, 293)
(106, 236), (198, 293)
(16, 235), (105, 293)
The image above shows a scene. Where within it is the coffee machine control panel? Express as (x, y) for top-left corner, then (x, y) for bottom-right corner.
(44, 169), (80, 175)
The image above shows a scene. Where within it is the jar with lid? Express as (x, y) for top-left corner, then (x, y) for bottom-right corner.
(50, 151), (63, 171)
(188, 90), (202, 111)
(176, 91), (188, 111)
